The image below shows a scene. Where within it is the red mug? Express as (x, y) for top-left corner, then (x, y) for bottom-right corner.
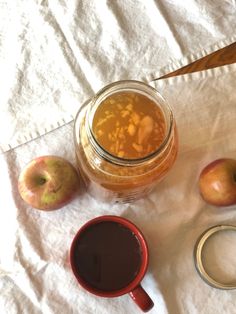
(70, 215), (154, 312)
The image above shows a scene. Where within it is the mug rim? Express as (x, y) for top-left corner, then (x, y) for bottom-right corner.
(69, 215), (149, 297)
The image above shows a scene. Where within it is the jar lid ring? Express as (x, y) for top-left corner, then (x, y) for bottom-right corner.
(194, 225), (236, 290)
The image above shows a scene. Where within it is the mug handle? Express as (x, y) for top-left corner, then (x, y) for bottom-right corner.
(129, 284), (154, 312)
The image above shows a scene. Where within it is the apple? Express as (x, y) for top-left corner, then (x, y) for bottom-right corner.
(18, 156), (80, 210)
(199, 158), (236, 206)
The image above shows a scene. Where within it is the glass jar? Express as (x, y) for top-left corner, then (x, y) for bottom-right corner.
(74, 80), (178, 202)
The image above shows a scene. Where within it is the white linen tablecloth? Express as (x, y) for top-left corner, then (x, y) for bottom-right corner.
(1, 1), (236, 313)
(1, 63), (236, 314)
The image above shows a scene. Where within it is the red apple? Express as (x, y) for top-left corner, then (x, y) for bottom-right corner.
(199, 158), (236, 206)
(18, 156), (80, 210)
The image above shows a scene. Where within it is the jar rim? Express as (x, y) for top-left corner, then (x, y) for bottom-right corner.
(86, 80), (174, 166)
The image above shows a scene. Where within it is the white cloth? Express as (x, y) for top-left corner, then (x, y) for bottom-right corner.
(1, 0), (236, 153)
(1, 0), (236, 313)
(1, 63), (236, 314)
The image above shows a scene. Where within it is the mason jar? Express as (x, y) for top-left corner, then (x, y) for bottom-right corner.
(74, 80), (178, 202)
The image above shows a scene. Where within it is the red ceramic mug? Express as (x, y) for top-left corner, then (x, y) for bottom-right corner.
(70, 215), (154, 312)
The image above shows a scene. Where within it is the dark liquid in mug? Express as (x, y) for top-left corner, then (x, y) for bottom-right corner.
(73, 221), (142, 291)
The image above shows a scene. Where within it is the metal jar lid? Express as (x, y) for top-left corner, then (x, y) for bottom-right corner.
(194, 225), (236, 289)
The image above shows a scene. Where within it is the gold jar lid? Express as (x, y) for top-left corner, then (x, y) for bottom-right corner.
(194, 225), (236, 289)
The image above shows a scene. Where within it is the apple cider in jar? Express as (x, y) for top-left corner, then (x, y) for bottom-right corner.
(74, 80), (178, 202)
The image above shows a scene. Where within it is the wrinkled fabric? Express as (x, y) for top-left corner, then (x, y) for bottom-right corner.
(1, 0), (236, 313)
(1, 63), (236, 313)
(0, 0), (236, 152)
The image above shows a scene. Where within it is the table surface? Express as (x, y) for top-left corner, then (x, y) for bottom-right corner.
(158, 42), (236, 79)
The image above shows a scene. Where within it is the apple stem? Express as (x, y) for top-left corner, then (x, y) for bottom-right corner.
(38, 177), (47, 185)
